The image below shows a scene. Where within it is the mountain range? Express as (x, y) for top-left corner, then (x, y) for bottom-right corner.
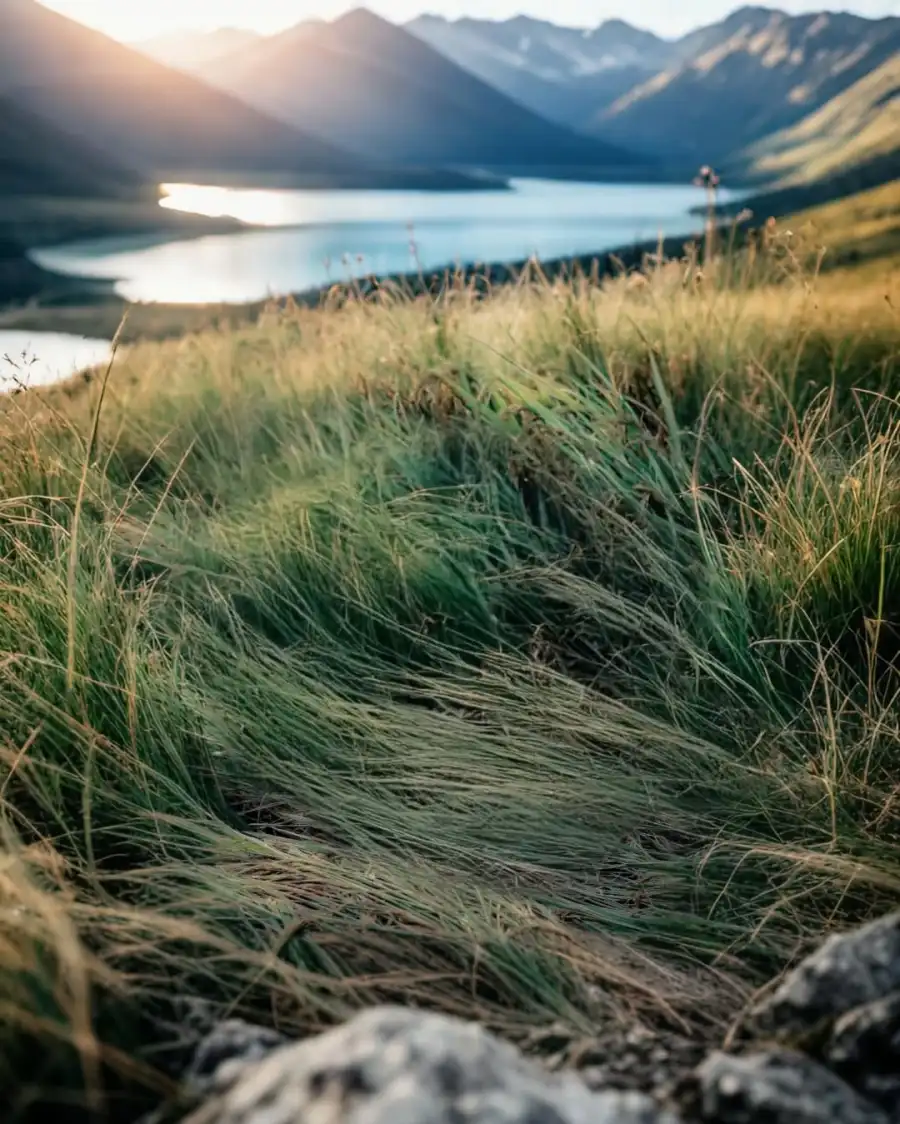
(0, 1), (896, 309)
(406, 14), (672, 128)
(133, 4), (899, 187)
(0, 1), (895, 215)
(594, 9), (900, 162)
(183, 8), (643, 176)
(407, 6), (899, 172)
(0, 0), (373, 185)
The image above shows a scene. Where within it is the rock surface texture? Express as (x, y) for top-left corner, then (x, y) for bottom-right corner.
(171, 911), (900, 1124)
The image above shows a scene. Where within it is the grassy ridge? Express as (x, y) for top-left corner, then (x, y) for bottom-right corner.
(740, 54), (900, 189)
(1, 233), (900, 1119)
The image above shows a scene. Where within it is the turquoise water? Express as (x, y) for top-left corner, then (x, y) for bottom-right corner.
(31, 178), (734, 306)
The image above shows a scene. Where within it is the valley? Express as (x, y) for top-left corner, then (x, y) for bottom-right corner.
(1, 2), (897, 318)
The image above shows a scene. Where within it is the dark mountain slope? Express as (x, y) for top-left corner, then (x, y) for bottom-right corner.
(193, 8), (644, 174)
(0, 95), (143, 198)
(0, 0), (377, 181)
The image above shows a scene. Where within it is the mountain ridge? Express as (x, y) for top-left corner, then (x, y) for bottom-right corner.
(408, 6), (899, 173)
(593, 9), (900, 160)
(189, 7), (648, 176)
(0, 0), (492, 188)
(134, 27), (263, 71)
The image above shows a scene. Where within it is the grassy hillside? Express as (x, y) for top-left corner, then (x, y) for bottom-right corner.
(1, 205), (900, 1118)
(192, 8), (646, 175)
(781, 177), (900, 277)
(594, 10), (899, 161)
(738, 53), (900, 187)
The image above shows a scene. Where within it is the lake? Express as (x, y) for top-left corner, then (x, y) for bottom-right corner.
(0, 331), (111, 393)
(31, 178), (737, 306)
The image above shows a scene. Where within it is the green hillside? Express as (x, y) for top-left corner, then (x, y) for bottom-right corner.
(739, 53), (899, 187)
(1, 186), (899, 1117)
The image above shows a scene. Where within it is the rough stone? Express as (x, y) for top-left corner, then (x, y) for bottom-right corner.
(572, 1022), (706, 1097)
(752, 911), (900, 1037)
(168, 912), (900, 1124)
(186, 1019), (287, 1086)
(826, 990), (900, 1115)
(181, 1006), (680, 1124)
(690, 1049), (889, 1124)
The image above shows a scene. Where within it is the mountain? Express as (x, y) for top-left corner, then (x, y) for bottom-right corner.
(592, 9), (900, 162)
(407, 14), (673, 129)
(0, 95), (143, 198)
(0, 0), (404, 184)
(0, 235), (59, 303)
(135, 27), (263, 71)
(738, 52), (900, 187)
(408, 15), (671, 84)
(190, 8), (646, 176)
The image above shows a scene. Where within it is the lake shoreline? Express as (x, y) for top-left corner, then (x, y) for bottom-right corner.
(0, 229), (702, 345)
(3, 176), (734, 341)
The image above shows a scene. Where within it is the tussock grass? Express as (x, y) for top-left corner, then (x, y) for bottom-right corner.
(1, 237), (900, 1120)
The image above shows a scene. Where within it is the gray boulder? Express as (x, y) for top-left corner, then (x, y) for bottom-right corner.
(826, 990), (900, 1114)
(169, 911), (900, 1124)
(752, 912), (900, 1037)
(187, 1019), (287, 1085)
(180, 1006), (679, 1124)
(690, 1049), (889, 1124)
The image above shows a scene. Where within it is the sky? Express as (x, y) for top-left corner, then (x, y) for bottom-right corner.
(40, 0), (900, 41)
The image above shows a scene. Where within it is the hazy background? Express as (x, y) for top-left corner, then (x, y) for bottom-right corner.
(40, 0), (900, 40)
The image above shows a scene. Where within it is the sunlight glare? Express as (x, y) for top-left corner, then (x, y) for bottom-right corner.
(159, 184), (301, 226)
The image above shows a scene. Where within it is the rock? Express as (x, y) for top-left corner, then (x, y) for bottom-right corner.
(168, 913), (900, 1124)
(180, 1006), (680, 1124)
(826, 991), (900, 1114)
(186, 1019), (287, 1086)
(752, 912), (900, 1037)
(690, 1050), (889, 1124)
(572, 1022), (706, 1097)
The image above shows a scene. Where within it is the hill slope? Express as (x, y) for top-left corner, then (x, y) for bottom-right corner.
(592, 9), (900, 161)
(0, 0), (387, 182)
(192, 8), (644, 174)
(0, 95), (143, 198)
(738, 52), (900, 187)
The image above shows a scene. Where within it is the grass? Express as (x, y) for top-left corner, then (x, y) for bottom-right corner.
(741, 54), (900, 190)
(1, 221), (900, 1121)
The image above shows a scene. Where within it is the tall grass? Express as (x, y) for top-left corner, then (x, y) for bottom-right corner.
(1, 241), (899, 1120)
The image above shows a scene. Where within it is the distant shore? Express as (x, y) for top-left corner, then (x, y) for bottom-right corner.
(0, 229), (704, 345)
(4, 165), (878, 346)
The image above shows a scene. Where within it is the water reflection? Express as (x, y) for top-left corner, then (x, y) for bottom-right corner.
(159, 184), (300, 226)
(34, 179), (737, 306)
(0, 332), (111, 393)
